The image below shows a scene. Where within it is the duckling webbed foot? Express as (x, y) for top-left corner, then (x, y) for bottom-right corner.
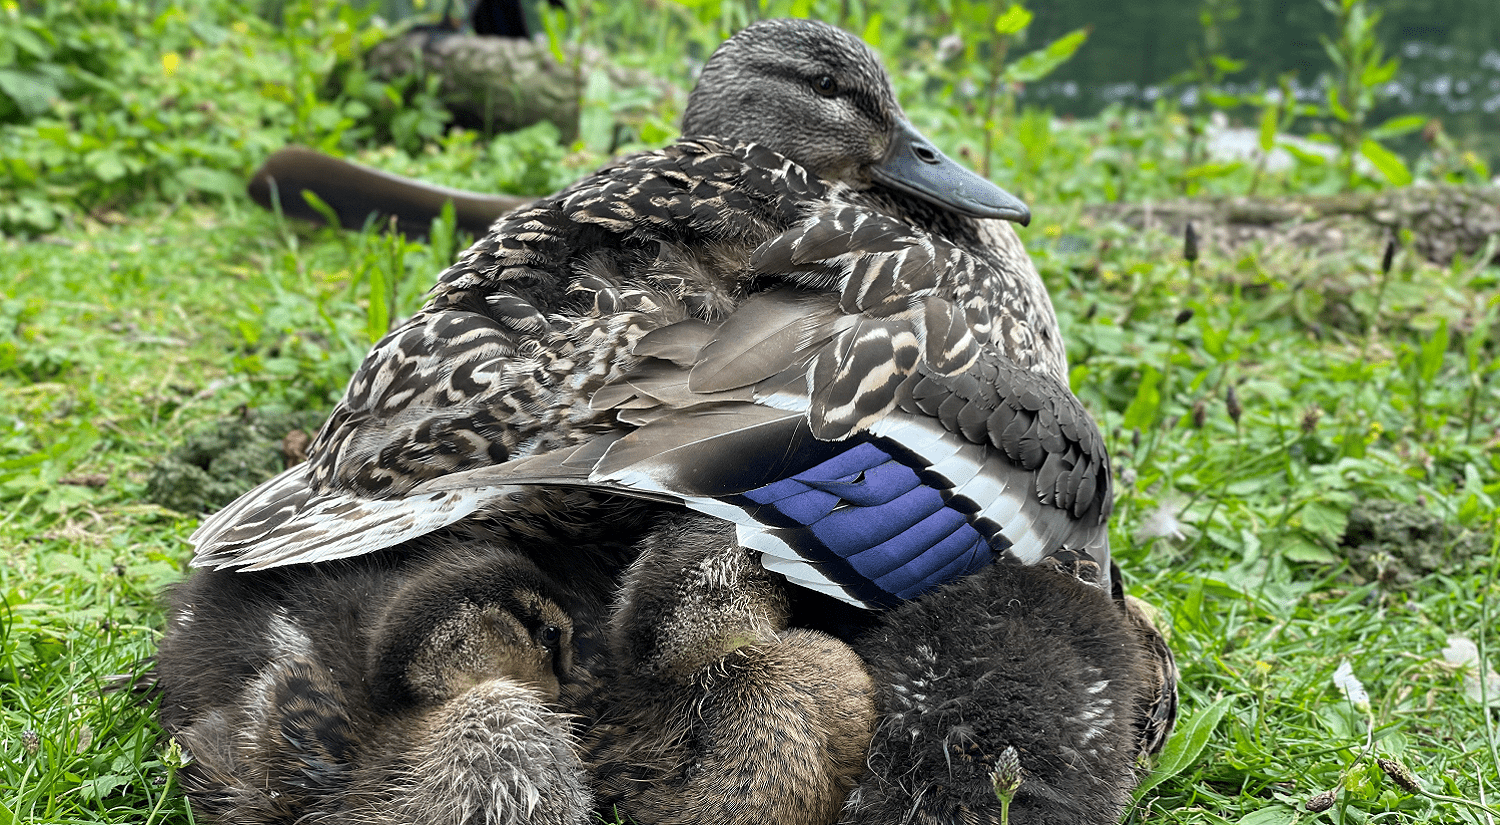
(842, 561), (1169, 825)
(582, 514), (876, 825)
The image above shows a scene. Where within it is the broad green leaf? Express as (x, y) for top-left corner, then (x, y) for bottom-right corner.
(76, 772), (131, 802)
(1284, 535), (1339, 564)
(175, 166), (242, 198)
(1003, 28), (1086, 83)
(1369, 114), (1428, 140)
(578, 68), (613, 155)
(1121, 366), (1162, 431)
(7, 24), (55, 60)
(1458, 492), (1483, 526)
(994, 4), (1033, 35)
(0, 68), (58, 119)
(1184, 161), (1244, 179)
(1300, 499), (1350, 543)
(1325, 85), (1351, 122)
(1204, 90), (1242, 109)
(1258, 104), (1278, 152)
(1360, 138), (1412, 186)
(1321, 38), (1347, 72)
(1068, 362), (1089, 396)
(1237, 806), (1297, 825)
(861, 13), (883, 48)
(1133, 695), (1234, 801)
(540, 5), (568, 64)
(1419, 317), (1450, 384)
(1210, 55), (1246, 74)
(1282, 142), (1330, 166)
(1362, 57), (1398, 87)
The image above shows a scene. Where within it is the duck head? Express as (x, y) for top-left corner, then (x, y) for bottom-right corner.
(682, 18), (1030, 226)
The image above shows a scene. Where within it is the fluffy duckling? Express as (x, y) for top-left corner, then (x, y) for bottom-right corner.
(155, 536), (619, 825)
(189, 17), (1112, 615)
(841, 560), (1178, 825)
(579, 514), (877, 825)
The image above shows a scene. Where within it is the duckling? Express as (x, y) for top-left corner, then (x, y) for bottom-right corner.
(840, 560), (1179, 825)
(155, 535), (616, 825)
(191, 17), (1113, 616)
(578, 513), (877, 825)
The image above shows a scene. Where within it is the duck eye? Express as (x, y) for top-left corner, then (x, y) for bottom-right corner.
(813, 75), (838, 97)
(539, 625), (562, 647)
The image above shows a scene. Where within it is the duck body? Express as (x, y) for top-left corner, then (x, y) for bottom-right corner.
(155, 534), (632, 825)
(192, 22), (1112, 609)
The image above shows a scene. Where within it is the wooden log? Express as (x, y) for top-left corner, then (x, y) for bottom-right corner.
(365, 31), (668, 143)
(1082, 185), (1500, 265)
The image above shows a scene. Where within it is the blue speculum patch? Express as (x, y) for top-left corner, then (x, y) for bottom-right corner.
(738, 441), (997, 604)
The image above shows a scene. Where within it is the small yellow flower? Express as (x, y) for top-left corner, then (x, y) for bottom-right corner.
(161, 51), (181, 77)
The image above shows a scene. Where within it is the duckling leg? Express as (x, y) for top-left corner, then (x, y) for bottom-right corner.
(583, 514), (876, 825)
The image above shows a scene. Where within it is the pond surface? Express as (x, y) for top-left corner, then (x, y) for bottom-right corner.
(1019, 0), (1500, 168)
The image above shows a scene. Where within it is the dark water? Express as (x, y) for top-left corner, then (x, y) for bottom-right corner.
(1018, 0), (1500, 169)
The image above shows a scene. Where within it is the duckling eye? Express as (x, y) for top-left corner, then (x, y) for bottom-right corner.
(539, 624), (562, 647)
(813, 75), (838, 97)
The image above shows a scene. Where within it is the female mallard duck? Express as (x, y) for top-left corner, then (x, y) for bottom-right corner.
(191, 16), (1111, 612)
(155, 535), (621, 824)
(173, 15), (1174, 822)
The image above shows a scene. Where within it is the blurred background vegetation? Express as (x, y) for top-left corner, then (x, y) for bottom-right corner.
(2, 0), (1496, 236)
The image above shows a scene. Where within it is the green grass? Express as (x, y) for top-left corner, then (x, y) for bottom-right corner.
(3, 1), (1498, 823)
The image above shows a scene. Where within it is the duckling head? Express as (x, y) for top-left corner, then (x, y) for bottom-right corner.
(683, 18), (1030, 225)
(365, 549), (578, 710)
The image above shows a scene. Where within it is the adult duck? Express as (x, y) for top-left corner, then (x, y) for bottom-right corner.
(190, 17), (1113, 612)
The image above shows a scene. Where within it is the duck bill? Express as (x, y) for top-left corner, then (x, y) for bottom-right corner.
(872, 119), (1031, 226)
